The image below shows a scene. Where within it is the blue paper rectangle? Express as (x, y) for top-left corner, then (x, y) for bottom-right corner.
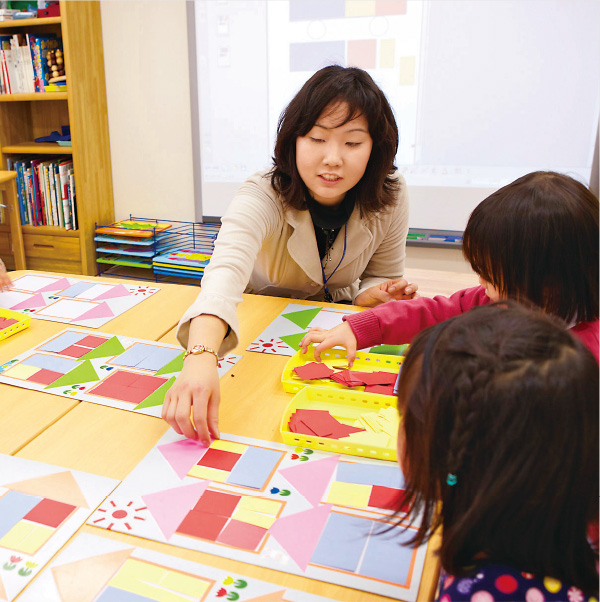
(0, 491), (41, 538)
(358, 524), (416, 584)
(336, 461), (404, 489)
(38, 332), (87, 353)
(111, 344), (152, 369)
(96, 586), (154, 602)
(310, 512), (372, 571)
(226, 446), (282, 489)
(112, 344), (181, 372)
(289, 0), (344, 21)
(59, 282), (96, 298)
(21, 354), (80, 373)
(142, 347), (182, 372)
(289, 41), (345, 72)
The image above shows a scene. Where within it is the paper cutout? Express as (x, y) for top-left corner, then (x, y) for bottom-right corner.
(51, 548), (134, 602)
(154, 352), (184, 375)
(245, 591), (287, 602)
(282, 307), (322, 330)
(79, 336), (126, 360)
(73, 302), (114, 322)
(269, 504), (332, 571)
(278, 456), (339, 507)
(93, 283), (131, 301)
(37, 277), (71, 293)
(293, 362), (334, 380)
(11, 293), (47, 310)
(142, 481), (209, 539)
(288, 409), (365, 439)
(279, 332), (306, 352)
(6, 471), (89, 508)
(158, 439), (209, 479)
(134, 376), (176, 410)
(45, 360), (99, 389)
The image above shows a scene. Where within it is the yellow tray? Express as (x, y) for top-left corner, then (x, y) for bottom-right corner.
(0, 308), (30, 341)
(281, 346), (404, 396)
(280, 385), (399, 461)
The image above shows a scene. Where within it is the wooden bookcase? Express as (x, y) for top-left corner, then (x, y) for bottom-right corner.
(0, 0), (114, 275)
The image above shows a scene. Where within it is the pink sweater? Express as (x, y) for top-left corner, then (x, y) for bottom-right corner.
(344, 286), (600, 362)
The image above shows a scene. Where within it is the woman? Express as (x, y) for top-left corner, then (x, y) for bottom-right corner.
(163, 65), (416, 443)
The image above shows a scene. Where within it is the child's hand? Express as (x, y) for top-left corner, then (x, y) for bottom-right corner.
(355, 278), (418, 307)
(300, 322), (359, 366)
(0, 259), (12, 292)
(161, 353), (221, 446)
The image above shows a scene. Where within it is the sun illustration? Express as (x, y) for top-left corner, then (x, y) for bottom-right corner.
(93, 499), (147, 530)
(247, 338), (289, 354)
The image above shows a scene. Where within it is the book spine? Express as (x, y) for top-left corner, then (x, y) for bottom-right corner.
(33, 162), (46, 225)
(68, 170), (77, 230)
(42, 163), (52, 225)
(14, 162), (27, 225)
(59, 160), (72, 230)
(53, 162), (65, 228)
(24, 165), (34, 225)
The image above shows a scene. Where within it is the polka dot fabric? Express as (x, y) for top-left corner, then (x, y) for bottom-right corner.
(437, 563), (598, 602)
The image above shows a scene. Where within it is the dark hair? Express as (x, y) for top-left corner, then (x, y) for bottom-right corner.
(462, 171), (599, 323)
(397, 302), (599, 591)
(270, 65), (400, 217)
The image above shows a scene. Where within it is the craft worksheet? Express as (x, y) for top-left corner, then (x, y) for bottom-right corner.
(0, 329), (241, 418)
(87, 430), (428, 600)
(0, 273), (160, 328)
(248, 304), (360, 356)
(22, 531), (339, 602)
(0, 455), (118, 601)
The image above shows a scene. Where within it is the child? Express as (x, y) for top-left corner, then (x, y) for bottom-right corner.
(300, 171), (599, 362)
(0, 258), (11, 291)
(395, 303), (598, 600)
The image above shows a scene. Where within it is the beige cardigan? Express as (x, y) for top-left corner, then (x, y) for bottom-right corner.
(177, 171), (409, 355)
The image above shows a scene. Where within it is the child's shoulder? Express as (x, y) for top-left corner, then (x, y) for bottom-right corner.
(438, 562), (596, 602)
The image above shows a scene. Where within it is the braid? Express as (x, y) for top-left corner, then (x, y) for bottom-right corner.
(445, 363), (492, 484)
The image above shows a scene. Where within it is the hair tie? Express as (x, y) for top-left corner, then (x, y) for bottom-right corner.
(446, 473), (458, 486)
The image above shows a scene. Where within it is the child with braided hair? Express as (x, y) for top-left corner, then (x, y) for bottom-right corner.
(395, 303), (598, 601)
(300, 171), (599, 362)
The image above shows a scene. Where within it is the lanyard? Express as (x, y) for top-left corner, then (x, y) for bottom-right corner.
(321, 223), (347, 303)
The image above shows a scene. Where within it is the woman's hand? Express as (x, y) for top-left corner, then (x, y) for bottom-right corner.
(354, 278), (418, 307)
(162, 353), (221, 446)
(300, 321), (359, 366)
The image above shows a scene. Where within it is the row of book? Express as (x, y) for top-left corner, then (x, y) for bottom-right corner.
(8, 156), (77, 230)
(0, 32), (61, 94)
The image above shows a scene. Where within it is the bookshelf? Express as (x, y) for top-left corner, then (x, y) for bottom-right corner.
(0, 1), (114, 275)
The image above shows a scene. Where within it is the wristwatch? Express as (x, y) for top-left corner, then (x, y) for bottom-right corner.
(183, 344), (220, 363)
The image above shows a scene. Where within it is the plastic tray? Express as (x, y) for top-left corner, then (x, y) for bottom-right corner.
(281, 347), (404, 396)
(0, 308), (30, 341)
(280, 385), (399, 461)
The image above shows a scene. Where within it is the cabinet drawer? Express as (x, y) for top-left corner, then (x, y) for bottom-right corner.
(23, 233), (82, 273)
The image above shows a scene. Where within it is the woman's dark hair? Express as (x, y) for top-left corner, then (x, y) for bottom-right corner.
(463, 171), (599, 322)
(270, 65), (400, 217)
(397, 302), (599, 591)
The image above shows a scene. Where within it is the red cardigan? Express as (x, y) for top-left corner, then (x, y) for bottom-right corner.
(345, 286), (599, 362)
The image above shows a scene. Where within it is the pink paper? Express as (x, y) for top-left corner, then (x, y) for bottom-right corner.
(158, 438), (210, 479)
(37, 277), (71, 292)
(11, 293), (47, 310)
(93, 283), (131, 301)
(269, 504), (332, 571)
(72, 302), (115, 322)
(278, 455), (339, 507)
(142, 481), (209, 539)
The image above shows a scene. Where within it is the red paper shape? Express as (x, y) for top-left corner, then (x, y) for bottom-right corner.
(76, 335), (109, 348)
(61, 344), (94, 358)
(197, 448), (241, 471)
(27, 369), (64, 385)
(293, 362), (334, 380)
(216, 519), (267, 551)
(368, 485), (405, 511)
(364, 384), (396, 396)
(368, 371), (398, 385)
(177, 511), (228, 541)
(0, 317), (18, 328)
(192, 490), (240, 517)
(329, 371), (365, 387)
(288, 409), (365, 440)
(89, 370), (166, 403)
(24, 498), (76, 528)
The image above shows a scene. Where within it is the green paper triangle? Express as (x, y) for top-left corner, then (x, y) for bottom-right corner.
(45, 360), (100, 389)
(134, 376), (176, 410)
(155, 352), (184, 375)
(369, 344), (409, 356)
(79, 336), (126, 361)
(279, 332), (306, 352)
(282, 307), (322, 330)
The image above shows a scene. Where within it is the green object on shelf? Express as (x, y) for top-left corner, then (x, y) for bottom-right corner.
(96, 257), (153, 269)
(369, 344), (409, 356)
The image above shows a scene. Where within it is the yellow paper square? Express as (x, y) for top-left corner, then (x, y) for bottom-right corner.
(211, 440), (247, 454)
(3, 363), (41, 380)
(326, 481), (371, 508)
(188, 465), (229, 483)
(399, 56), (416, 85)
(0, 521), (53, 554)
(346, 431), (391, 448)
(346, 0), (376, 17)
(379, 39), (395, 68)
(162, 570), (211, 598)
(237, 496), (281, 515)
(233, 508), (277, 529)
(110, 558), (168, 588)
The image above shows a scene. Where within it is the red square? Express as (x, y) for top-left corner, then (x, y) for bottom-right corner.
(77, 335), (109, 348)
(24, 498), (76, 528)
(88, 370), (166, 404)
(197, 448), (241, 471)
(192, 490), (240, 517)
(368, 485), (408, 512)
(176, 511), (228, 541)
(217, 519), (267, 551)
(27, 369), (64, 385)
(61, 345), (92, 358)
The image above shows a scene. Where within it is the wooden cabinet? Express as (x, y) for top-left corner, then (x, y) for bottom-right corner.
(0, 1), (114, 275)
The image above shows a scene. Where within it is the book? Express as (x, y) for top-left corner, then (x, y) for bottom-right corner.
(68, 169), (77, 230)
(58, 159), (72, 230)
(37, 35), (60, 92)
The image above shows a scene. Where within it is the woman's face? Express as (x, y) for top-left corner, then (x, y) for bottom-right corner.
(295, 102), (373, 207)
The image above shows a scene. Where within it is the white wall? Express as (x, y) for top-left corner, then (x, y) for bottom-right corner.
(99, 0), (471, 273)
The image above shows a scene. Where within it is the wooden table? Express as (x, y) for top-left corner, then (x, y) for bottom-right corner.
(2, 267), (479, 601)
